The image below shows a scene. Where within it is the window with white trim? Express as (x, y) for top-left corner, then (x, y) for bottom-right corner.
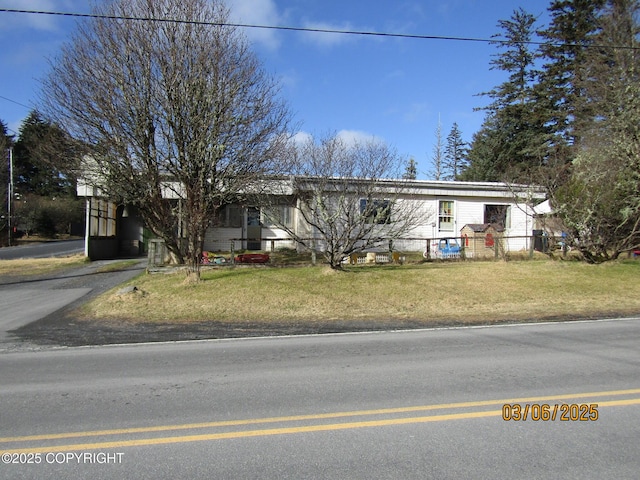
(438, 200), (454, 232)
(263, 204), (293, 228)
(89, 198), (116, 237)
(484, 204), (511, 229)
(217, 204), (243, 228)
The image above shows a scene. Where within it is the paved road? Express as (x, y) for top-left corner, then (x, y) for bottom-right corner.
(0, 256), (146, 346)
(1, 319), (639, 479)
(0, 239), (84, 260)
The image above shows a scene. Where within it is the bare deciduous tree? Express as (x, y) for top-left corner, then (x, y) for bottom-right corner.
(268, 134), (425, 269)
(40, 0), (292, 279)
(431, 118), (444, 180)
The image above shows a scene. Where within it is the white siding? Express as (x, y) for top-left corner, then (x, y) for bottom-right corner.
(80, 175), (544, 256)
(261, 227), (298, 251)
(507, 203), (535, 251)
(203, 228), (242, 252)
(455, 199), (485, 235)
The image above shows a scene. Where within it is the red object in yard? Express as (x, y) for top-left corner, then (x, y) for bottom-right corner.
(485, 233), (494, 248)
(234, 253), (270, 264)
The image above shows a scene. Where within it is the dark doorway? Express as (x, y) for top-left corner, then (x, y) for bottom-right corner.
(246, 207), (262, 250)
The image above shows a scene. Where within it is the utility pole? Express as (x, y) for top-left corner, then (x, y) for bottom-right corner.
(7, 147), (13, 246)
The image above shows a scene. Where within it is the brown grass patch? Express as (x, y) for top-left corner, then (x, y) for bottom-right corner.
(0, 254), (88, 277)
(75, 259), (640, 326)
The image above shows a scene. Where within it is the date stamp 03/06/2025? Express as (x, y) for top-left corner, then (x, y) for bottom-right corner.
(502, 403), (599, 422)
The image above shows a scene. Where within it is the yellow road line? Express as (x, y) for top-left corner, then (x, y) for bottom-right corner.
(4, 399), (640, 455)
(1, 389), (639, 454)
(596, 398), (640, 407)
(1, 410), (504, 454)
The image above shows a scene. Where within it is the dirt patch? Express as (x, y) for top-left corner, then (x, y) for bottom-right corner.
(11, 310), (630, 348)
(11, 315), (442, 346)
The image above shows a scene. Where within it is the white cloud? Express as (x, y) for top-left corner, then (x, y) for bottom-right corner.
(0, 2), (55, 32)
(287, 130), (388, 159)
(336, 129), (384, 147)
(289, 130), (382, 148)
(290, 131), (313, 146)
(226, 0), (282, 50)
(291, 130), (313, 143)
(0, 0), (80, 32)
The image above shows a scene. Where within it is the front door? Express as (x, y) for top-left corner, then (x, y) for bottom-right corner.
(246, 207), (262, 250)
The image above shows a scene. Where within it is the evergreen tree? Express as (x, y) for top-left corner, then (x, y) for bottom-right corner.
(1, 121), (14, 245)
(443, 123), (467, 180)
(485, 8), (539, 110)
(551, 0), (640, 261)
(0, 120), (12, 149)
(13, 110), (79, 197)
(402, 157), (418, 180)
(536, 0), (605, 152)
(1, 120), (13, 173)
(465, 8), (547, 182)
(459, 114), (505, 182)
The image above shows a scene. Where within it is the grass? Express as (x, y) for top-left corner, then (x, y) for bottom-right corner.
(77, 258), (640, 326)
(0, 254), (88, 277)
(95, 259), (142, 273)
(0, 255), (137, 277)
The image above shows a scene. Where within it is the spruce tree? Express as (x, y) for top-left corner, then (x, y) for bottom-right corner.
(1, 121), (13, 244)
(443, 123), (467, 180)
(13, 110), (79, 197)
(459, 114), (505, 182)
(402, 157), (418, 180)
(536, 0), (604, 153)
(465, 8), (547, 182)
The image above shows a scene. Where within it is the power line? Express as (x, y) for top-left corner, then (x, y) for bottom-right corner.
(0, 7), (545, 48)
(0, 95), (31, 111)
(3, 7), (639, 51)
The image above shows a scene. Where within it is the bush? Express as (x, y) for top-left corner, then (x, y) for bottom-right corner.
(13, 194), (84, 237)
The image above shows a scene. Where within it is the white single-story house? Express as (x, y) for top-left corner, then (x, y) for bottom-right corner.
(76, 175), (546, 261)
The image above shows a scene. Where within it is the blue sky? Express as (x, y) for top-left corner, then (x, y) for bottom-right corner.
(0, 0), (552, 179)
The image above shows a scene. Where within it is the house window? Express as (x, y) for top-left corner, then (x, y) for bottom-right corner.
(360, 199), (391, 224)
(484, 205), (511, 229)
(89, 199), (116, 237)
(217, 204), (243, 228)
(438, 200), (454, 232)
(263, 204), (293, 228)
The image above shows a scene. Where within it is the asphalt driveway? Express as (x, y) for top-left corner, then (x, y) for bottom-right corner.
(0, 259), (146, 351)
(2, 258), (443, 350)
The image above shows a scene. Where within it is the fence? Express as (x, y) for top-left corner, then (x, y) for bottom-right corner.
(149, 233), (571, 267)
(204, 234), (567, 260)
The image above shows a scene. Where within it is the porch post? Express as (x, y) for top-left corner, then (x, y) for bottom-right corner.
(84, 197), (91, 257)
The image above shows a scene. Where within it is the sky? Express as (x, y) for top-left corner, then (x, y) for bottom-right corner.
(0, 0), (553, 179)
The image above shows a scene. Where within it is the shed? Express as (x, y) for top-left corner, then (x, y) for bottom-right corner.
(460, 223), (504, 258)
